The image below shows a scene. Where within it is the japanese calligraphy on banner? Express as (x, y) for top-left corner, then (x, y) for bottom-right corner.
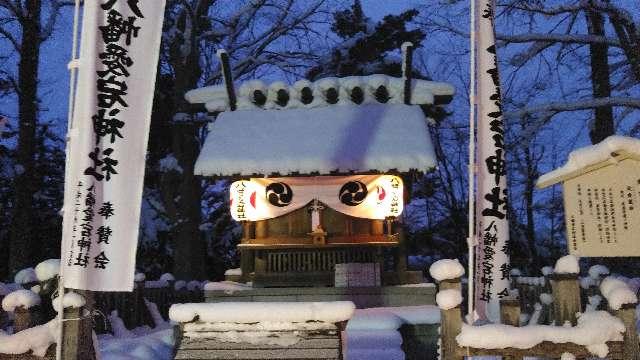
(229, 175), (403, 221)
(563, 159), (640, 257)
(474, 0), (511, 322)
(61, 0), (166, 291)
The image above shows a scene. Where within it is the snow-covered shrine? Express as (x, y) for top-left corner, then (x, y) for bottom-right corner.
(187, 74), (454, 288)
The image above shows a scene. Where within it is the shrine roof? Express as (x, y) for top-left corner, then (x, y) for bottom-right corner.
(194, 103), (437, 177)
(536, 135), (640, 188)
(185, 75), (454, 112)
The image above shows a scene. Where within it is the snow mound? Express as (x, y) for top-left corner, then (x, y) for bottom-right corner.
(174, 280), (186, 291)
(456, 311), (624, 357)
(34, 259), (60, 282)
(99, 327), (175, 360)
(224, 268), (242, 276)
(541, 266), (554, 276)
(186, 281), (202, 291)
(52, 292), (86, 312)
(588, 265), (609, 279)
(158, 273), (175, 282)
(134, 273), (146, 282)
(169, 301), (355, 324)
(203, 281), (252, 293)
(538, 136), (640, 187)
(0, 283), (10, 296)
(2, 289), (41, 312)
(0, 320), (57, 356)
(14, 268), (38, 285)
(554, 255), (579, 274)
(429, 259), (464, 282)
(436, 289), (463, 310)
(600, 276), (637, 310)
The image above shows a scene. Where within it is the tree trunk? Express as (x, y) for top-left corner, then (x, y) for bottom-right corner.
(585, 6), (614, 144)
(9, 0), (42, 275)
(162, 3), (211, 280)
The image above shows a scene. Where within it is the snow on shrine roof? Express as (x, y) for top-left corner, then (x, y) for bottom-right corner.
(185, 75), (454, 112)
(194, 103), (437, 176)
(537, 136), (640, 188)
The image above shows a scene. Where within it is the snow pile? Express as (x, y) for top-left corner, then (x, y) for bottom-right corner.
(554, 255), (580, 274)
(541, 266), (554, 276)
(346, 305), (440, 360)
(14, 268), (38, 285)
(561, 353), (576, 360)
(600, 276), (637, 310)
(538, 136), (640, 186)
(588, 265), (609, 279)
(186, 281), (202, 291)
(158, 154), (183, 174)
(34, 259), (60, 282)
(224, 268), (242, 276)
(159, 273), (175, 282)
(134, 273), (146, 282)
(436, 289), (463, 310)
(52, 292), (86, 312)
(174, 280), (186, 291)
(169, 301), (355, 324)
(0, 283), (10, 296)
(194, 104), (438, 176)
(0, 320), (57, 356)
(539, 293), (553, 305)
(186, 75), (455, 112)
(99, 327), (175, 360)
(203, 281), (252, 293)
(2, 290), (40, 312)
(456, 311), (624, 357)
(429, 259), (464, 282)
(510, 268), (522, 277)
(145, 280), (169, 288)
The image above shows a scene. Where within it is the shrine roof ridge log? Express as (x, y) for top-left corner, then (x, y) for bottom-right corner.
(185, 74), (455, 113)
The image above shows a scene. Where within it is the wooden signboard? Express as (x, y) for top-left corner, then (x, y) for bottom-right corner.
(560, 158), (640, 257)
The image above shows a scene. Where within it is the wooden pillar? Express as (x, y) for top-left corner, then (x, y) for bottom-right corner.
(500, 299), (521, 327)
(62, 306), (96, 360)
(240, 249), (254, 283)
(254, 251), (267, 288)
(371, 220), (384, 236)
(255, 220), (268, 239)
(613, 303), (640, 360)
(550, 274), (581, 326)
(437, 276), (462, 360)
(394, 222), (408, 272)
(13, 305), (39, 333)
(242, 221), (254, 242)
(500, 298), (523, 360)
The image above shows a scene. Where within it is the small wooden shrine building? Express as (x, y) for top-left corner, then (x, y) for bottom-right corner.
(186, 70), (454, 287)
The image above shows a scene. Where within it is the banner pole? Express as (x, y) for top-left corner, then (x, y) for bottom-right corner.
(467, 0), (477, 322)
(57, 0), (82, 359)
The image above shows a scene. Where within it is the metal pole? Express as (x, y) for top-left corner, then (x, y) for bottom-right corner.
(467, 0), (477, 323)
(57, 0), (82, 358)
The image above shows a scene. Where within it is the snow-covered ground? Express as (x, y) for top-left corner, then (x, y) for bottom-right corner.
(98, 325), (175, 360)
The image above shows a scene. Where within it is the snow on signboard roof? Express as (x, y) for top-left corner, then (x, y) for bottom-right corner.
(536, 135), (640, 188)
(194, 103), (437, 176)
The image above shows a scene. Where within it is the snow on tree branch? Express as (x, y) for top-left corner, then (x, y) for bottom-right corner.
(504, 97), (640, 120)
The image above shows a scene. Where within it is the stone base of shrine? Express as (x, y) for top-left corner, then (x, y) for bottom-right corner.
(204, 282), (436, 308)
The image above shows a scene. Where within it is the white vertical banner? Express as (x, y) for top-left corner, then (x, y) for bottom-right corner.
(474, 0), (511, 321)
(61, 0), (166, 291)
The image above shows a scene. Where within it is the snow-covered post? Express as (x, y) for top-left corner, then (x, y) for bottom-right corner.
(3, 289), (42, 333)
(551, 255), (581, 326)
(600, 277), (639, 359)
(430, 260), (464, 360)
(55, 292), (93, 360)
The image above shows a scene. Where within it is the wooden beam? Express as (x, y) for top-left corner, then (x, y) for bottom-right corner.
(402, 42), (414, 105)
(217, 49), (237, 111)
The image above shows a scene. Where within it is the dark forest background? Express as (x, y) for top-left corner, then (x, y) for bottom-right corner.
(0, 0), (639, 281)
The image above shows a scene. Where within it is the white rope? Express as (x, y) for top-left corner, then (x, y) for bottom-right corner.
(57, 1), (82, 359)
(467, 0), (477, 322)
